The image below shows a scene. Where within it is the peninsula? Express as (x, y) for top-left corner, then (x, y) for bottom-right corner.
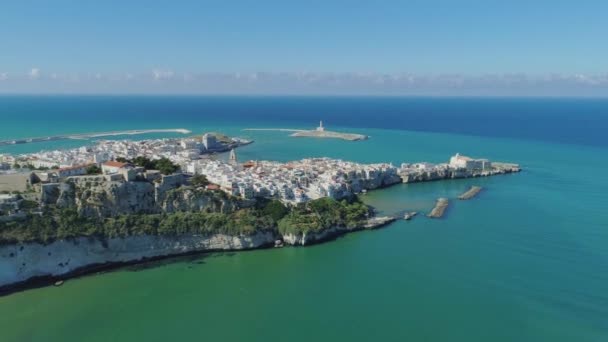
(0, 138), (520, 293)
(244, 121), (368, 141)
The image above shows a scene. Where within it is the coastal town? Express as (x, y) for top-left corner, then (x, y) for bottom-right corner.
(0, 131), (520, 221)
(0, 131), (521, 292)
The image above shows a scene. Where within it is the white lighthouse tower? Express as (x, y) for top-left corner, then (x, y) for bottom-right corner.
(317, 120), (325, 132)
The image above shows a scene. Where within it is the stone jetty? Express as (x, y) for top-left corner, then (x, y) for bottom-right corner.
(244, 121), (368, 141)
(458, 186), (483, 200)
(427, 198), (449, 218)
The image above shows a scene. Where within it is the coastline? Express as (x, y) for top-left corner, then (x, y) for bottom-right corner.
(0, 216), (395, 296)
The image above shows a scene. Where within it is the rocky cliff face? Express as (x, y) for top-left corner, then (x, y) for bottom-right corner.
(401, 169), (450, 183)
(282, 226), (347, 246)
(160, 188), (238, 214)
(282, 217), (395, 246)
(0, 216), (395, 290)
(0, 231), (277, 288)
(55, 176), (157, 217)
(44, 176), (240, 218)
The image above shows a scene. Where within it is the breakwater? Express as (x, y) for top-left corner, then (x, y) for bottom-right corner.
(0, 129), (192, 146)
(458, 186), (483, 200)
(243, 128), (368, 141)
(427, 198), (449, 218)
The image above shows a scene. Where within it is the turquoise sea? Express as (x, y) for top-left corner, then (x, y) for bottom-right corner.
(0, 96), (607, 341)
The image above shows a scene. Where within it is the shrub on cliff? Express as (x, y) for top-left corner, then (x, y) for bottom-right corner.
(0, 196), (369, 245)
(277, 197), (370, 236)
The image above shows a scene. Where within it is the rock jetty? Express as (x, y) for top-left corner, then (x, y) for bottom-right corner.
(458, 186), (483, 200)
(427, 198), (449, 218)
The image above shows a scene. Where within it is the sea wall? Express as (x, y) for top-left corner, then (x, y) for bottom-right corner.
(0, 231), (277, 288)
(399, 165), (520, 183)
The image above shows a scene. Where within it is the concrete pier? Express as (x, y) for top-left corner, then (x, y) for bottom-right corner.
(427, 198), (449, 218)
(458, 186), (483, 200)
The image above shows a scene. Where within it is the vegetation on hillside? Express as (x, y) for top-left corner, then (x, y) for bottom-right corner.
(278, 197), (370, 236)
(115, 156), (180, 175)
(0, 196), (371, 245)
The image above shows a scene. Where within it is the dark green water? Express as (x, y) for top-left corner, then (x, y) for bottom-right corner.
(0, 100), (607, 341)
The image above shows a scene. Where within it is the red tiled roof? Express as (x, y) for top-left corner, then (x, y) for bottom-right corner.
(103, 161), (126, 168)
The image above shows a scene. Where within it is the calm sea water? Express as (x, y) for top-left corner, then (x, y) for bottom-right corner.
(0, 96), (607, 341)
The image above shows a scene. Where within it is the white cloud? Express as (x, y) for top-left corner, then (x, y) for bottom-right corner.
(2, 70), (608, 95)
(29, 68), (40, 79)
(152, 69), (174, 80)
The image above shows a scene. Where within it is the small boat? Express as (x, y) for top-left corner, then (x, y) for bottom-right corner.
(404, 212), (418, 220)
(54, 280), (64, 287)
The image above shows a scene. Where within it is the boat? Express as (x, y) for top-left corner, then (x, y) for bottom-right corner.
(404, 212), (418, 220)
(54, 280), (64, 287)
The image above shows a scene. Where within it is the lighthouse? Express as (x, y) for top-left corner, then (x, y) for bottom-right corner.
(317, 120), (325, 132)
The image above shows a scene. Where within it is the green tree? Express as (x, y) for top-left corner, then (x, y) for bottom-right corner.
(262, 200), (289, 222)
(190, 174), (209, 187)
(20, 200), (40, 209)
(154, 158), (180, 175)
(86, 165), (102, 175)
(133, 156), (153, 169)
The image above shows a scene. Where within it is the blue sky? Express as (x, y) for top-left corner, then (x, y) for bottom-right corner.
(1, 0), (607, 95)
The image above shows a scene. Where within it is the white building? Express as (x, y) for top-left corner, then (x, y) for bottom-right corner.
(202, 134), (218, 151)
(449, 153), (492, 171)
(31, 159), (59, 169)
(56, 164), (92, 178)
(180, 139), (197, 150)
(102, 161), (127, 174)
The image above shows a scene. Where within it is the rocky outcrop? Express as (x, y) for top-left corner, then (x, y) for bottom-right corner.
(160, 188), (239, 213)
(399, 165), (521, 184)
(282, 216), (395, 246)
(43, 175), (241, 218)
(0, 231), (277, 288)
